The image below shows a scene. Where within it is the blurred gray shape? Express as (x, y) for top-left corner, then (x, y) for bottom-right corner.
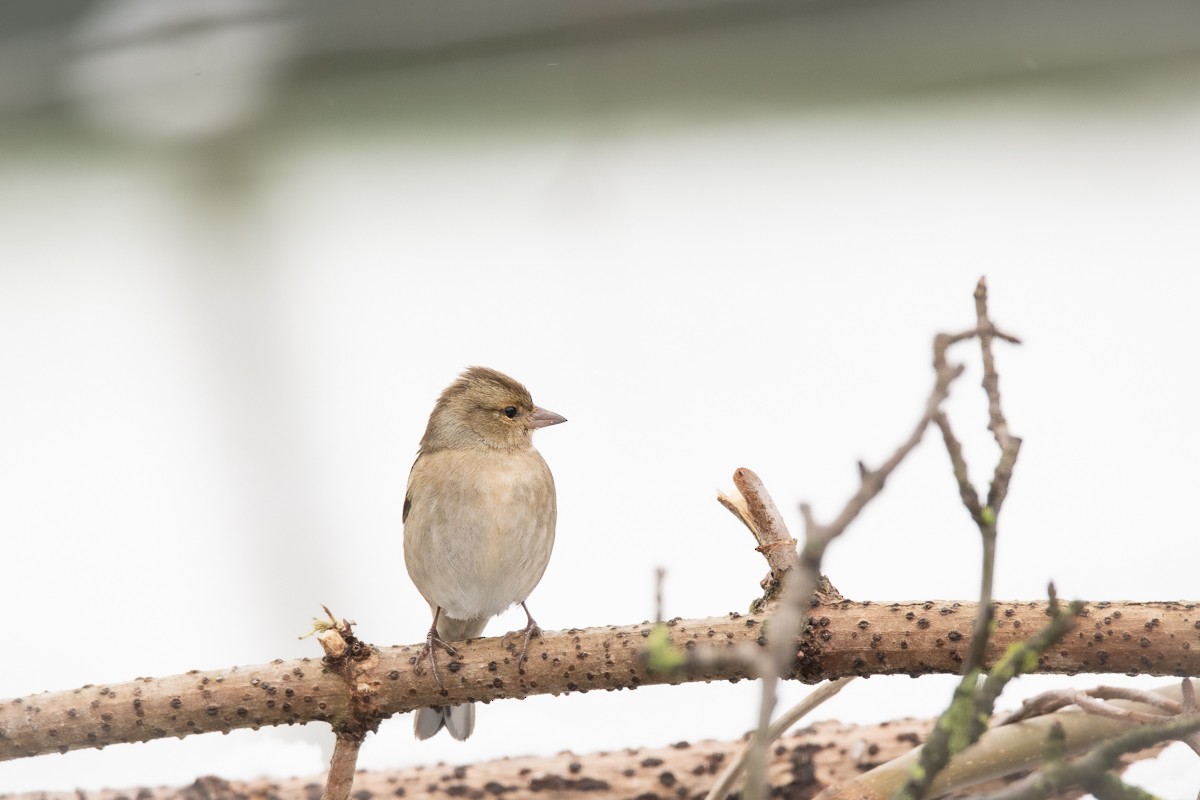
(62, 0), (297, 143)
(0, 0), (1192, 130)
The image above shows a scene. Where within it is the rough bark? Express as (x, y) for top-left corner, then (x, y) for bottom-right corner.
(3, 600), (1197, 762)
(0, 718), (936, 800)
(0, 714), (1169, 800)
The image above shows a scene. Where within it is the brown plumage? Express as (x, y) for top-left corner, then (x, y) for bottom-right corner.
(403, 367), (565, 740)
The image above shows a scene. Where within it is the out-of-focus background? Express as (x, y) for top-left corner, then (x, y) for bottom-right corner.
(2, 0), (1199, 795)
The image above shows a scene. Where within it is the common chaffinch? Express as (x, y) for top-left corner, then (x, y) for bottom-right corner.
(403, 367), (565, 740)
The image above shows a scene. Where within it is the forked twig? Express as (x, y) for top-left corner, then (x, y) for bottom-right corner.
(998, 678), (1200, 760)
(897, 277), (1029, 800)
(958, 714), (1200, 800)
(721, 278), (1024, 800)
(704, 676), (856, 800)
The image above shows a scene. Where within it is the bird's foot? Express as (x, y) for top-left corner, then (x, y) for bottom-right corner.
(416, 628), (460, 689)
(503, 603), (544, 664)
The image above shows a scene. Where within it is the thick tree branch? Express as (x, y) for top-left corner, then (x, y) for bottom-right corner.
(4, 600), (1198, 762)
(4, 686), (1183, 800)
(2, 717), (940, 800)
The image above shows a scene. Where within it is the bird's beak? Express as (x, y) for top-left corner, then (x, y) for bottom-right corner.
(530, 407), (567, 429)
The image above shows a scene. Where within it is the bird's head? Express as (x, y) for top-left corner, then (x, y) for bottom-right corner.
(420, 366), (566, 452)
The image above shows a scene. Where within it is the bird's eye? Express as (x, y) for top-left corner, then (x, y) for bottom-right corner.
(503, 406), (518, 419)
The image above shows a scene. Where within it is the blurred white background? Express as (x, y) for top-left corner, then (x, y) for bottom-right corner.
(1, 0), (1198, 796)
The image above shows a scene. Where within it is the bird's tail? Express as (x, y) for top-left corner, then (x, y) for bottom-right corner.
(414, 612), (487, 741)
(414, 703), (475, 740)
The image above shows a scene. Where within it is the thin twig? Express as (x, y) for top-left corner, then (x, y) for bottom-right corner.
(1177, 677), (1200, 756)
(897, 277), (1027, 800)
(719, 469), (797, 593)
(310, 610), (375, 800)
(996, 684), (1182, 727)
(735, 469), (794, 563)
(975, 593), (1083, 715)
(959, 715), (1200, 800)
(1073, 694), (1173, 725)
(894, 594), (1082, 800)
(322, 734), (363, 800)
(972, 279), (1022, 513)
(717, 470), (800, 800)
(1082, 771), (1159, 800)
(993, 690), (1079, 725)
(655, 567), (666, 623)
(705, 677), (856, 800)
(739, 280), (1028, 800)
(737, 289), (989, 800)
(816, 680), (1197, 800)
(1090, 686), (1184, 713)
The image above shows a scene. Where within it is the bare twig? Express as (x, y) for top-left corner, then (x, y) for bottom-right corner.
(720, 472), (798, 800)
(896, 593), (1082, 800)
(718, 468), (797, 593)
(976, 593), (1083, 715)
(973, 280), (1023, 513)
(999, 685), (1181, 727)
(734, 469), (795, 564)
(1082, 770), (1159, 800)
(322, 734), (363, 800)
(818, 680), (1197, 800)
(655, 567), (666, 623)
(897, 277), (1028, 800)
(309, 610), (373, 800)
(959, 714), (1200, 800)
(733, 291), (988, 800)
(1000, 679), (1200, 760)
(725, 280), (1032, 800)
(704, 677), (856, 800)
(798, 346), (958, 566)
(1178, 677), (1200, 756)
(1073, 691), (1181, 724)
(1094, 686), (1185, 714)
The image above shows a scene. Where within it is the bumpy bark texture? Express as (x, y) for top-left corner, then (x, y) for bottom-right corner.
(3, 601), (1197, 762)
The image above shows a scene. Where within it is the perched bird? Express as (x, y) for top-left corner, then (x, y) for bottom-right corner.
(403, 367), (566, 741)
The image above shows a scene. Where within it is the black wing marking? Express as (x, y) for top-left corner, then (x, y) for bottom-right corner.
(403, 452), (424, 525)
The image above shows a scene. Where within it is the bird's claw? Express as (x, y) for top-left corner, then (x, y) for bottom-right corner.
(417, 630), (459, 689)
(503, 605), (544, 664)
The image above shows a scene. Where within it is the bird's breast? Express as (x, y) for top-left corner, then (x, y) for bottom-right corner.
(403, 447), (557, 620)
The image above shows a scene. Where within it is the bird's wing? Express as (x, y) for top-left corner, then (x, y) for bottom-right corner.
(403, 453), (422, 524)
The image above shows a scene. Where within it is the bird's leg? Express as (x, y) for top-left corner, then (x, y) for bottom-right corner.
(415, 606), (460, 689)
(502, 602), (544, 664)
